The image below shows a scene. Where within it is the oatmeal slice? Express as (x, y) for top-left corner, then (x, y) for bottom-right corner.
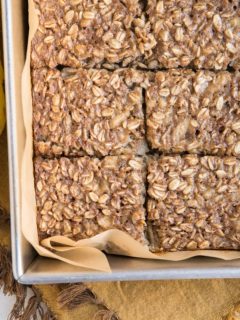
(147, 155), (240, 252)
(35, 156), (146, 243)
(31, 0), (155, 68)
(147, 0), (240, 70)
(33, 68), (149, 157)
(146, 70), (240, 156)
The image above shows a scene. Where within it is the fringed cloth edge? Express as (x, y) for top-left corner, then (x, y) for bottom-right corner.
(57, 284), (119, 320)
(0, 243), (55, 319)
(0, 208), (119, 320)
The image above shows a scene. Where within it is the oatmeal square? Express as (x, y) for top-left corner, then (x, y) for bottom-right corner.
(33, 68), (149, 157)
(146, 70), (240, 156)
(147, 155), (240, 252)
(147, 0), (240, 70)
(35, 156), (146, 243)
(31, 0), (155, 68)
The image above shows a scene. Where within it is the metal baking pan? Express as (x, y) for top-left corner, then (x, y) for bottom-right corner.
(2, 0), (240, 284)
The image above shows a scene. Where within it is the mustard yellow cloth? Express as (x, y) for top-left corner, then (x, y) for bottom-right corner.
(0, 130), (9, 212)
(87, 280), (240, 320)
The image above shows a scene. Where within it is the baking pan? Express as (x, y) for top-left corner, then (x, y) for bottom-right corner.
(2, 0), (240, 284)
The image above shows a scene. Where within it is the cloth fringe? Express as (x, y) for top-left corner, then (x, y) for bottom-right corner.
(0, 244), (15, 296)
(0, 244), (55, 320)
(58, 284), (119, 320)
(57, 283), (97, 308)
(225, 303), (240, 320)
(0, 206), (9, 220)
(94, 309), (119, 320)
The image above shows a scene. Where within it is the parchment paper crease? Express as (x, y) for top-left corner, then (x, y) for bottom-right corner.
(21, 0), (240, 272)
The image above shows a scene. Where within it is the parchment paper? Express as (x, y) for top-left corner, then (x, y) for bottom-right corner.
(21, 0), (240, 272)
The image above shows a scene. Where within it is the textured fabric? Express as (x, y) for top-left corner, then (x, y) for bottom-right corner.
(0, 129), (9, 213)
(0, 133), (9, 235)
(87, 280), (240, 320)
(0, 214), (10, 247)
(35, 285), (100, 320)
